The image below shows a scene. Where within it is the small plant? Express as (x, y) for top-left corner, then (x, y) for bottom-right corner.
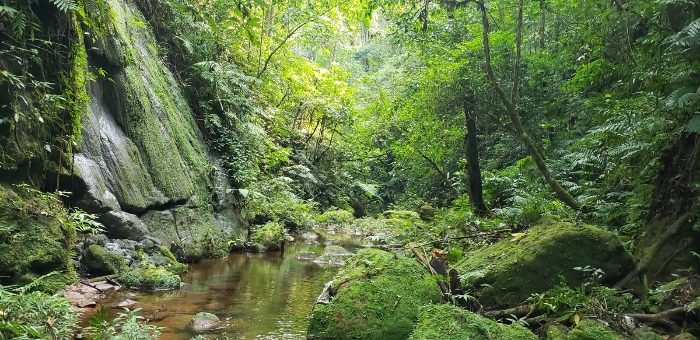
(573, 265), (605, 287)
(67, 209), (105, 234)
(83, 307), (162, 339)
(0, 272), (81, 339)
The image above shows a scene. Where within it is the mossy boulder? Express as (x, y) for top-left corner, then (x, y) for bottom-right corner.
(249, 221), (287, 252)
(316, 209), (355, 225)
(382, 210), (423, 223)
(408, 304), (537, 340)
(455, 216), (634, 307)
(119, 267), (181, 290)
(307, 249), (442, 340)
(188, 312), (220, 332)
(0, 184), (76, 292)
(82, 244), (128, 276)
(546, 320), (622, 340)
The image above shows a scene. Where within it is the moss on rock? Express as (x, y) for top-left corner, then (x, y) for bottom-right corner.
(549, 320), (621, 340)
(316, 209), (355, 225)
(455, 215), (634, 307)
(307, 249), (442, 340)
(408, 304), (537, 340)
(0, 184), (76, 292)
(119, 267), (181, 290)
(249, 221), (287, 252)
(83, 244), (128, 276)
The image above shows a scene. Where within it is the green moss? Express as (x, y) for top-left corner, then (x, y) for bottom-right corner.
(307, 249), (442, 340)
(119, 267), (181, 290)
(382, 210), (422, 223)
(455, 215), (634, 306)
(249, 221), (287, 252)
(408, 304), (537, 340)
(565, 320), (620, 340)
(83, 244), (128, 276)
(158, 245), (188, 274)
(316, 209), (355, 225)
(0, 184), (76, 292)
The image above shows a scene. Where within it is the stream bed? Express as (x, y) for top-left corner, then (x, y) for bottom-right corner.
(85, 241), (347, 339)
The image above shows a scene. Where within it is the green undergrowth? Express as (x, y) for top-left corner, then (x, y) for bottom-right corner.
(249, 221), (288, 252)
(409, 304), (537, 340)
(307, 249), (442, 339)
(0, 273), (80, 339)
(0, 184), (76, 292)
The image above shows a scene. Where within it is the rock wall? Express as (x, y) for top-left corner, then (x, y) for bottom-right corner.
(71, 0), (245, 260)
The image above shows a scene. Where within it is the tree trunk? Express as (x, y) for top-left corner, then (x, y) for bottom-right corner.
(476, 0), (580, 211)
(463, 98), (488, 215)
(538, 0), (546, 50)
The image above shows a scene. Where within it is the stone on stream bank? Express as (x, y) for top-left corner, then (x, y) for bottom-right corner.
(313, 245), (354, 267)
(455, 215), (634, 307)
(409, 304), (537, 340)
(307, 249), (442, 340)
(248, 221), (288, 252)
(83, 244), (129, 276)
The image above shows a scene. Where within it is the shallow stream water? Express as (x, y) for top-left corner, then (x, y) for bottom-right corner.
(87, 241), (345, 339)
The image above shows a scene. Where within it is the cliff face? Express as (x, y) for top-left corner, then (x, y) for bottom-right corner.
(70, 0), (245, 260)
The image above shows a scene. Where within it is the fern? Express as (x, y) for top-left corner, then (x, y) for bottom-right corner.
(685, 115), (700, 133)
(49, 0), (78, 12)
(666, 87), (700, 108)
(664, 18), (700, 47)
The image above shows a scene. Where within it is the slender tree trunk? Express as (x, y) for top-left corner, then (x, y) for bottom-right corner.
(538, 0), (546, 50)
(476, 0), (580, 210)
(463, 98), (488, 215)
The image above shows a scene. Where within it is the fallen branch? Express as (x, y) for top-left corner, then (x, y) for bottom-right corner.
(483, 303), (543, 320)
(409, 246), (450, 299)
(624, 307), (688, 329)
(87, 274), (119, 283)
(616, 212), (691, 288)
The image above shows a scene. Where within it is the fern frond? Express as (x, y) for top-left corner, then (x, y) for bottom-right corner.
(666, 87), (700, 108)
(49, 0), (78, 12)
(664, 18), (700, 47)
(685, 115), (700, 133)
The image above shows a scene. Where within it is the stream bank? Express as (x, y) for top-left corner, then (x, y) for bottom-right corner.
(77, 240), (356, 339)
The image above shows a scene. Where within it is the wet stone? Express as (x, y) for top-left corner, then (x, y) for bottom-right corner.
(117, 299), (137, 308)
(188, 312), (221, 332)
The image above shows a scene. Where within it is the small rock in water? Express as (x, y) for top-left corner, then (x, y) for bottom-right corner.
(291, 250), (318, 261)
(117, 299), (137, 308)
(188, 312), (220, 332)
(300, 232), (319, 240)
(94, 282), (114, 292)
(75, 299), (97, 308)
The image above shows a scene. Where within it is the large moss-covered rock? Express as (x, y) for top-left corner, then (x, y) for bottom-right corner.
(82, 244), (128, 276)
(119, 267), (180, 290)
(455, 216), (634, 307)
(0, 184), (76, 292)
(409, 304), (537, 340)
(307, 249), (442, 340)
(546, 320), (622, 340)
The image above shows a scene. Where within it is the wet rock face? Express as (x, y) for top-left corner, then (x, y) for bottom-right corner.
(455, 215), (635, 307)
(67, 0), (245, 260)
(101, 211), (149, 241)
(188, 312), (220, 332)
(307, 249), (443, 340)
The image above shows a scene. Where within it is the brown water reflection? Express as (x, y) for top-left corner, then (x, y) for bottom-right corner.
(88, 242), (337, 339)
